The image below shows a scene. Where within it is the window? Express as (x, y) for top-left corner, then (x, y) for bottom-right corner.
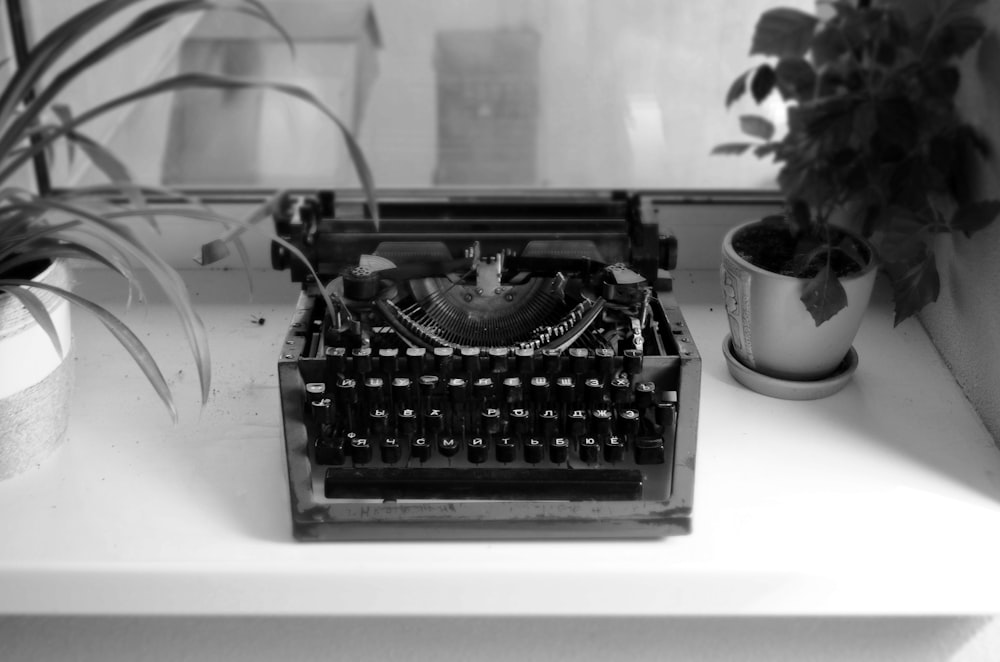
(19, 0), (814, 192)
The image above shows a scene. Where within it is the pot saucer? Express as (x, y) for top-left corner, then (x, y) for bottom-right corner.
(722, 335), (858, 400)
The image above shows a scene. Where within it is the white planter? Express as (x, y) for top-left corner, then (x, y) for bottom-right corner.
(0, 259), (73, 480)
(721, 220), (877, 383)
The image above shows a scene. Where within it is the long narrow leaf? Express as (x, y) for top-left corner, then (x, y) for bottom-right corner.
(11, 196), (212, 405)
(0, 284), (63, 357)
(0, 74), (381, 226)
(0, 278), (177, 421)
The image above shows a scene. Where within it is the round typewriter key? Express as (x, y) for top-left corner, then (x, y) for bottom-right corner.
(433, 347), (454, 375)
(368, 408), (389, 436)
(310, 398), (332, 426)
(364, 377), (385, 406)
(305, 382), (326, 406)
(324, 347), (346, 375)
(550, 437), (570, 464)
(579, 437), (599, 464)
(514, 347), (535, 373)
(496, 437), (516, 463)
(610, 377), (631, 405)
(406, 347), (427, 374)
(313, 433), (346, 466)
(335, 378), (358, 405)
(473, 377), (494, 401)
(418, 375), (439, 402)
(524, 438), (544, 464)
(378, 348), (400, 375)
(584, 378), (606, 407)
(397, 408), (417, 436)
(481, 407), (501, 435)
(542, 348), (562, 374)
(509, 408), (530, 436)
(530, 376), (550, 403)
(352, 347), (373, 375)
(467, 437), (488, 464)
(380, 437), (402, 464)
(635, 381), (656, 409)
(595, 347), (614, 375)
(539, 409), (558, 437)
(618, 409), (640, 437)
(569, 348), (589, 374)
(461, 347), (482, 374)
(555, 376), (575, 404)
(423, 408), (443, 434)
(448, 377), (468, 403)
(410, 437), (431, 462)
(488, 347), (509, 373)
(568, 410), (587, 436)
(392, 377), (412, 408)
(591, 409), (613, 436)
(349, 436), (372, 464)
(439, 436), (460, 458)
(623, 348), (643, 375)
(502, 377), (523, 404)
(603, 436), (625, 463)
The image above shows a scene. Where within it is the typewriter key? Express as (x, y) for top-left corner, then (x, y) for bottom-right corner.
(524, 438), (544, 464)
(550, 437), (570, 464)
(467, 437), (488, 464)
(579, 437), (599, 464)
(410, 437), (431, 462)
(439, 437), (460, 458)
(496, 437), (516, 463)
(380, 437), (402, 464)
(349, 436), (372, 464)
(603, 436), (625, 464)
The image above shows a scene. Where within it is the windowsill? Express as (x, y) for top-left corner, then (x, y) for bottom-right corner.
(0, 267), (998, 616)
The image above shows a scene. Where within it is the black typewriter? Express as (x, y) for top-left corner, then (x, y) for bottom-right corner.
(273, 191), (700, 540)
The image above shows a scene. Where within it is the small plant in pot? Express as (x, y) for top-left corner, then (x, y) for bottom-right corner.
(0, 0), (377, 479)
(714, 0), (1000, 396)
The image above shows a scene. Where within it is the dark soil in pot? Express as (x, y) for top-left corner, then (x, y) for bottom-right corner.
(732, 223), (871, 278)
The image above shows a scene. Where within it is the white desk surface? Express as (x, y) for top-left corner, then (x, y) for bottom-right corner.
(1, 268), (999, 617)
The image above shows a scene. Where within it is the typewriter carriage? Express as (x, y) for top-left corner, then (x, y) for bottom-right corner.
(275, 191), (700, 540)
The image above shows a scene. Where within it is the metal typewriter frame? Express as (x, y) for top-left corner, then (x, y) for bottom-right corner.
(275, 191), (701, 540)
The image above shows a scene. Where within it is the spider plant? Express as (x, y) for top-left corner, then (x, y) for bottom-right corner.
(0, 0), (378, 420)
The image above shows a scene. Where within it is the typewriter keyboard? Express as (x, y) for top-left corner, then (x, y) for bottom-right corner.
(304, 346), (677, 502)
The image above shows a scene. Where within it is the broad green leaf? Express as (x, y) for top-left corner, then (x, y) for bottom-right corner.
(800, 264), (848, 326)
(951, 200), (1000, 236)
(711, 143), (754, 155)
(0, 284), (63, 357)
(0, 277), (177, 421)
(739, 115), (775, 141)
(751, 8), (819, 58)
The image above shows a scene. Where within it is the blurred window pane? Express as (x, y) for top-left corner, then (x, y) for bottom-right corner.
(23, 0), (813, 191)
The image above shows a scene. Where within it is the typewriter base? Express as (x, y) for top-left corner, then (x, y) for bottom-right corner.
(278, 291), (699, 541)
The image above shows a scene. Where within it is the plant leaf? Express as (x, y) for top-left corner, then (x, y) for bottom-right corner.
(751, 8), (819, 58)
(739, 115), (775, 141)
(0, 278), (177, 421)
(725, 69), (751, 107)
(750, 64), (776, 103)
(774, 57), (816, 100)
(800, 264), (848, 326)
(0, 284), (63, 357)
(885, 253), (940, 326)
(711, 142), (755, 155)
(951, 200), (1000, 236)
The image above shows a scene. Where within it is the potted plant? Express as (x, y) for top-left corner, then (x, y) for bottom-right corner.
(0, 0), (377, 479)
(713, 0), (999, 396)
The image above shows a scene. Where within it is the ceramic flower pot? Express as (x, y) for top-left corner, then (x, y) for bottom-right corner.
(0, 259), (73, 479)
(720, 220), (877, 385)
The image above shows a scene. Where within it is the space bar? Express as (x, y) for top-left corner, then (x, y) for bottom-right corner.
(324, 467), (643, 501)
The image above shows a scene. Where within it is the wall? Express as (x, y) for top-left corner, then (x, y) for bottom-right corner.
(919, 2), (1000, 441)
